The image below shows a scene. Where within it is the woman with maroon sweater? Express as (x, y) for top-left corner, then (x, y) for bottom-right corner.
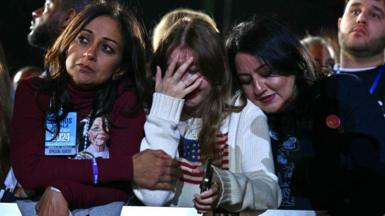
(10, 2), (178, 216)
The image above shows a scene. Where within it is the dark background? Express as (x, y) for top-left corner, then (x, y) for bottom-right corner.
(0, 0), (345, 77)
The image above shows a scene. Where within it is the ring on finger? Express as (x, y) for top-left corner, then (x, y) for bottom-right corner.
(182, 80), (188, 87)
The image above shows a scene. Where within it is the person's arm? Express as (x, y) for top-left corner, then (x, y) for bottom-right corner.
(134, 57), (202, 206)
(213, 101), (281, 211)
(194, 100), (281, 211)
(10, 79), (144, 207)
(35, 186), (70, 216)
(50, 180), (129, 208)
(133, 92), (184, 206)
(36, 180), (130, 212)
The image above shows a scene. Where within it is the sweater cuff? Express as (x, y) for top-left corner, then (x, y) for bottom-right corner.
(149, 93), (184, 123)
(212, 167), (228, 207)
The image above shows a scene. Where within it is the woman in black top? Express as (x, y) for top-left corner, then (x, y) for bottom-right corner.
(226, 16), (385, 215)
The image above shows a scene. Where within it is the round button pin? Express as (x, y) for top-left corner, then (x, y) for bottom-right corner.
(325, 114), (341, 129)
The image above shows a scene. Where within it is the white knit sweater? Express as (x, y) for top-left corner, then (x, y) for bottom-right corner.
(134, 92), (281, 211)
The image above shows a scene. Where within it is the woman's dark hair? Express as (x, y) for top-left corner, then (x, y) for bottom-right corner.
(42, 0), (147, 138)
(0, 41), (12, 182)
(226, 15), (320, 132)
(149, 18), (234, 161)
(227, 15), (318, 96)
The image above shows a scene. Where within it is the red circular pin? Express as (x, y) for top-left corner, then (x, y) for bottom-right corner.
(325, 114), (341, 129)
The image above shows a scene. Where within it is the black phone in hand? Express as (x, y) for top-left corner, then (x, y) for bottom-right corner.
(200, 159), (212, 192)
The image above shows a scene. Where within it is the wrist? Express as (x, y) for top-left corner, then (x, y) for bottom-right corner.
(211, 167), (224, 207)
(92, 158), (99, 185)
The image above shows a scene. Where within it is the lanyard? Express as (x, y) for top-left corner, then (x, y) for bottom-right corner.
(369, 65), (385, 95)
(335, 65), (341, 74)
(335, 64), (385, 95)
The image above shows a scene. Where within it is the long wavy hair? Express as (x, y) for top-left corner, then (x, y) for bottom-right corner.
(149, 18), (236, 161)
(226, 16), (319, 133)
(0, 41), (12, 182)
(42, 1), (147, 137)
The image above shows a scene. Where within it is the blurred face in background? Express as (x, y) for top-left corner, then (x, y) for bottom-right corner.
(338, 0), (385, 57)
(28, 0), (66, 48)
(307, 42), (335, 75)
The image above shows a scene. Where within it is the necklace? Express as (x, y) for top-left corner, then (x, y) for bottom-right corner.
(180, 118), (200, 140)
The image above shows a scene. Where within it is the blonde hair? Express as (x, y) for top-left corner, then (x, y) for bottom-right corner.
(301, 35), (335, 58)
(150, 18), (236, 161)
(152, 8), (218, 52)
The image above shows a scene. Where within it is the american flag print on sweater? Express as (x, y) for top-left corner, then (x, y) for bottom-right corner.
(178, 133), (229, 184)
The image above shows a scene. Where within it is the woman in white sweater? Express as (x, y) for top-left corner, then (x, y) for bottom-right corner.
(134, 16), (281, 213)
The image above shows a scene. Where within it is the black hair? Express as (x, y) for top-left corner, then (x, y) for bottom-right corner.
(226, 15), (320, 133)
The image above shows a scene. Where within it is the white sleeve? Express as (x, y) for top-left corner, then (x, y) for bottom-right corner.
(216, 101), (282, 211)
(133, 92), (183, 206)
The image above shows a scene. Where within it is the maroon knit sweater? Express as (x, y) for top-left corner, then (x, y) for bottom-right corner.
(10, 77), (145, 208)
